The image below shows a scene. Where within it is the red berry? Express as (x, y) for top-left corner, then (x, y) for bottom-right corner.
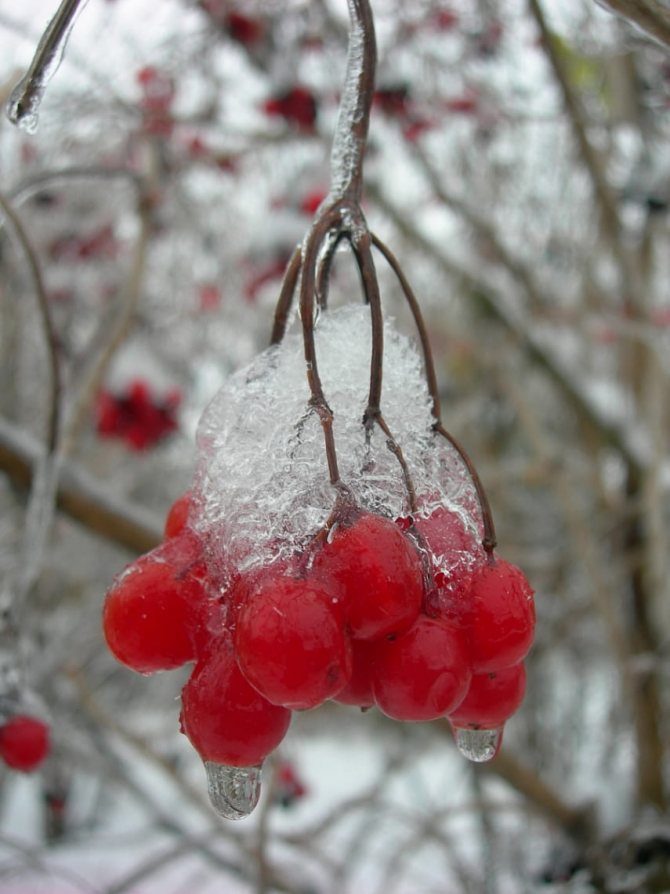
(449, 664), (526, 729)
(235, 575), (351, 709)
(333, 639), (377, 707)
(263, 87), (317, 130)
(465, 559), (535, 673)
(0, 716), (50, 772)
(226, 12), (264, 45)
(371, 616), (471, 722)
(103, 534), (207, 673)
(313, 513), (424, 641)
(181, 642), (291, 766)
(164, 491), (192, 539)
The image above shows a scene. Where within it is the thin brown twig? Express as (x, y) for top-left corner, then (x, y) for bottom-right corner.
(0, 415), (162, 553)
(270, 245), (302, 345)
(0, 191), (61, 452)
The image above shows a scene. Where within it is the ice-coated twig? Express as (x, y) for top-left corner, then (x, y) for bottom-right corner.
(329, 0), (376, 202)
(0, 192), (61, 452)
(0, 192), (63, 696)
(6, 0), (91, 133)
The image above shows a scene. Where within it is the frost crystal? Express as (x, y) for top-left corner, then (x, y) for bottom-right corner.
(193, 305), (479, 583)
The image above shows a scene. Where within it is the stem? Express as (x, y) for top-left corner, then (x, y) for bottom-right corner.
(298, 208), (343, 487)
(371, 233), (441, 419)
(6, 0), (90, 132)
(435, 423), (497, 554)
(350, 230), (418, 513)
(329, 0), (377, 201)
(0, 192), (61, 452)
(270, 245), (301, 345)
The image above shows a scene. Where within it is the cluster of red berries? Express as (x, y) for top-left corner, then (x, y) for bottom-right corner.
(0, 714), (50, 773)
(103, 489), (534, 773)
(96, 379), (181, 451)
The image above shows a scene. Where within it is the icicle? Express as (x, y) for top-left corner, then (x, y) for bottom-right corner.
(204, 762), (262, 820)
(454, 727), (503, 763)
(6, 0), (90, 133)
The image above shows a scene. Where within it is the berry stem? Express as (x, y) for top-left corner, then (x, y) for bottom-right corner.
(370, 233), (497, 553)
(370, 233), (441, 420)
(350, 229), (418, 513)
(270, 245), (302, 346)
(435, 423), (497, 554)
(329, 0), (377, 203)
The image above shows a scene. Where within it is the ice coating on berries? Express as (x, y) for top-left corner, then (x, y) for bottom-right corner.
(181, 643), (291, 767)
(313, 513), (423, 640)
(235, 576), (352, 709)
(454, 726), (503, 763)
(205, 762), (262, 820)
(192, 305), (479, 581)
(466, 559), (535, 673)
(0, 715), (50, 772)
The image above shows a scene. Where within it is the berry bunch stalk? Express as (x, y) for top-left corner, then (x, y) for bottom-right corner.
(269, 0), (496, 554)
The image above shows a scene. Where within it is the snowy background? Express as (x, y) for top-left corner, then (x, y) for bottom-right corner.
(0, 0), (669, 892)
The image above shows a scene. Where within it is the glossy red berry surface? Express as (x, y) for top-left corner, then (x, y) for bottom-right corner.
(465, 559), (535, 673)
(333, 639), (377, 707)
(164, 491), (192, 539)
(103, 535), (207, 674)
(449, 663), (526, 729)
(313, 513), (423, 641)
(371, 616), (471, 721)
(181, 643), (291, 767)
(235, 575), (352, 709)
(0, 715), (50, 772)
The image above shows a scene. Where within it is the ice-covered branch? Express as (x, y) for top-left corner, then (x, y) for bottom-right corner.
(6, 0), (91, 133)
(329, 0), (376, 201)
(595, 0), (670, 48)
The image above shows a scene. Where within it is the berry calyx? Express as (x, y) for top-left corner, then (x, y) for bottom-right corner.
(0, 715), (50, 772)
(235, 575), (351, 709)
(371, 616), (471, 721)
(164, 491), (192, 538)
(103, 533), (207, 673)
(181, 642), (291, 767)
(449, 664), (527, 730)
(313, 513), (423, 641)
(464, 559), (535, 673)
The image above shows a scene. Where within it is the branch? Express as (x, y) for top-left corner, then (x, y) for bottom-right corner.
(0, 415), (162, 554)
(0, 191), (61, 452)
(596, 0), (670, 48)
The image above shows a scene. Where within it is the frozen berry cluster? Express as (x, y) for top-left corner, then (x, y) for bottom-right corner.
(103, 488), (534, 795)
(0, 713), (50, 773)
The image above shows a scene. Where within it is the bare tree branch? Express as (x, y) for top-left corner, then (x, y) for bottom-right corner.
(0, 415), (162, 554)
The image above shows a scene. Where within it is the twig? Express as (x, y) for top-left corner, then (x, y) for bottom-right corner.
(6, 0), (91, 132)
(595, 0), (670, 48)
(0, 415), (162, 553)
(0, 191), (60, 452)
